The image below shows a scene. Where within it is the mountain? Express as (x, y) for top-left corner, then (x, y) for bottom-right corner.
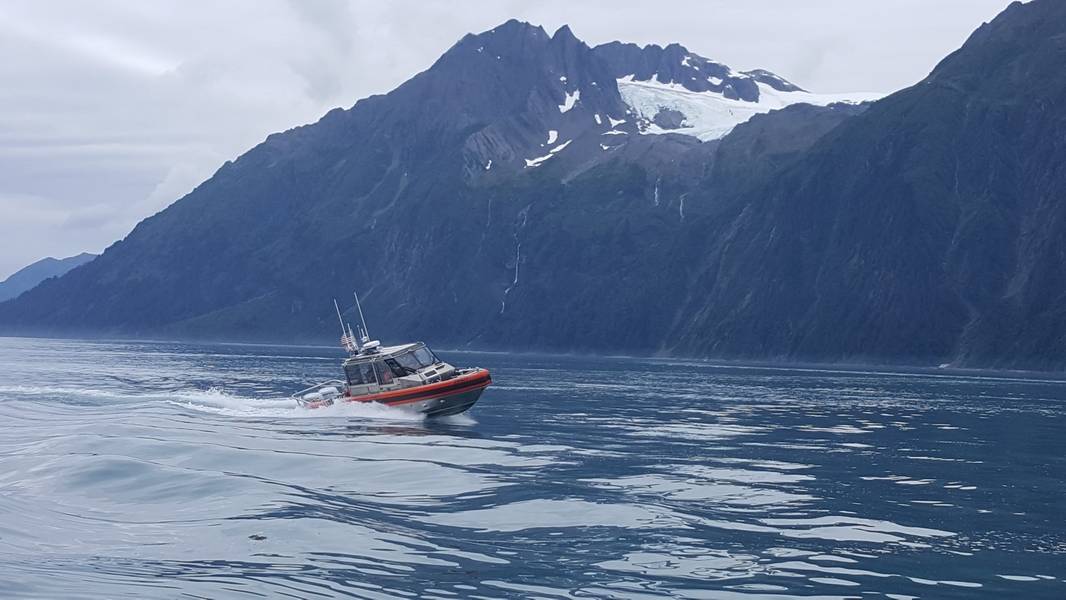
(2, 1), (1064, 371)
(0, 253), (96, 303)
(0, 19), (859, 347)
(667, 0), (1066, 369)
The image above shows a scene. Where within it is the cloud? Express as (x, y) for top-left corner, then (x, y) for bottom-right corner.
(0, 0), (1019, 279)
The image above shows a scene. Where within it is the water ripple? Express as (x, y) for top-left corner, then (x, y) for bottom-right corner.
(0, 337), (1064, 598)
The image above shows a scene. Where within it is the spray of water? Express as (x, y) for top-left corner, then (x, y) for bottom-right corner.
(170, 388), (427, 421)
(0, 385), (428, 422)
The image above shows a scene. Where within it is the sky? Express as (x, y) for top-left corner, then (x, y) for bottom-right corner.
(0, 0), (1021, 280)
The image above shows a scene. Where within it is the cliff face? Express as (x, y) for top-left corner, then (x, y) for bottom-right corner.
(3, 2), (1065, 370)
(667, 0), (1066, 369)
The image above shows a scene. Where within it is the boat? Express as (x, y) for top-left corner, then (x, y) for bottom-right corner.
(293, 293), (491, 417)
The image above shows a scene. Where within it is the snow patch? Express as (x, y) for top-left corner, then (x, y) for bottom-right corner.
(559, 75), (567, 83)
(594, 113), (602, 125)
(558, 89), (580, 113)
(546, 130), (558, 145)
(617, 76), (883, 141)
(602, 130), (627, 136)
(608, 116), (626, 127)
(524, 154), (554, 168)
(524, 139), (571, 168)
(484, 159), (492, 171)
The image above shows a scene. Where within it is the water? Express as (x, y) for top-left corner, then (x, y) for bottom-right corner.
(0, 337), (1064, 599)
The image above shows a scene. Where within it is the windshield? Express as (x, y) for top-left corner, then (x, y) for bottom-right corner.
(413, 346), (437, 367)
(386, 345), (439, 376)
(394, 351), (420, 373)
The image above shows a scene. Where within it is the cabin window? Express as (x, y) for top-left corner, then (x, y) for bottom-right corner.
(413, 347), (436, 367)
(345, 362), (378, 386)
(373, 360), (394, 385)
(344, 364), (364, 385)
(385, 358), (408, 377)
(360, 362), (377, 385)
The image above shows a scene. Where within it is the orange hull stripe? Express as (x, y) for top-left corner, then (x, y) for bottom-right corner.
(349, 378), (491, 407)
(344, 369), (491, 404)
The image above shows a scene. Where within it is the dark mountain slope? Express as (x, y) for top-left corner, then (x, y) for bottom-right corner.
(670, 0), (1066, 369)
(0, 253), (96, 303)
(0, 19), (859, 350)
(0, 21), (712, 343)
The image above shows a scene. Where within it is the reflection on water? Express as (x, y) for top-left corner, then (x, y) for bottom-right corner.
(0, 336), (1064, 598)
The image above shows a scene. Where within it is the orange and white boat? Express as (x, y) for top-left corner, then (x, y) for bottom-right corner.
(294, 294), (491, 417)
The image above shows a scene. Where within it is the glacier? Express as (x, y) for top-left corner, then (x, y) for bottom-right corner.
(618, 76), (883, 141)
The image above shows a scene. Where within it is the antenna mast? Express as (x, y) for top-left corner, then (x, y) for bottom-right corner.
(353, 291), (370, 343)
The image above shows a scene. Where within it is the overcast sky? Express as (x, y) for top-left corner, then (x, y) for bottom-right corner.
(0, 0), (1020, 279)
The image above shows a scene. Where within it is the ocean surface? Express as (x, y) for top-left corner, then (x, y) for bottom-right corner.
(0, 337), (1063, 599)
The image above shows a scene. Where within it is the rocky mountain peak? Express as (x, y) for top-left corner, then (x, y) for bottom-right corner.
(479, 18), (549, 44)
(429, 22), (631, 178)
(593, 41), (758, 100)
(550, 24), (580, 46)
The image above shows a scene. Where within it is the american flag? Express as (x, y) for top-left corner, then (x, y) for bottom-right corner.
(341, 334), (357, 352)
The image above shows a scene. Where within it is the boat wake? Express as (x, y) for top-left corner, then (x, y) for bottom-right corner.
(171, 388), (428, 421)
(0, 384), (428, 422)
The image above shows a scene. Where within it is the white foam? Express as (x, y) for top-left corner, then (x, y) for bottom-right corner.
(436, 413), (478, 426)
(0, 385), (133, 399)
(3, 384), (425, 422)
(169, 388), (426, 422)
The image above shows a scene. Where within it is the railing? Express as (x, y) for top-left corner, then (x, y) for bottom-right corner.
(291, 379), (346, 400)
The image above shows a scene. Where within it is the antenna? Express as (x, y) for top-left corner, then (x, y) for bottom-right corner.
(333, 299), (347, 338)
(353, 291), (370, 343)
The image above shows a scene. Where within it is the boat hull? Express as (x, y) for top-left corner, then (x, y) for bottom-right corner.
(387, 385), (487, 417)
(303, 368), (491, 417)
